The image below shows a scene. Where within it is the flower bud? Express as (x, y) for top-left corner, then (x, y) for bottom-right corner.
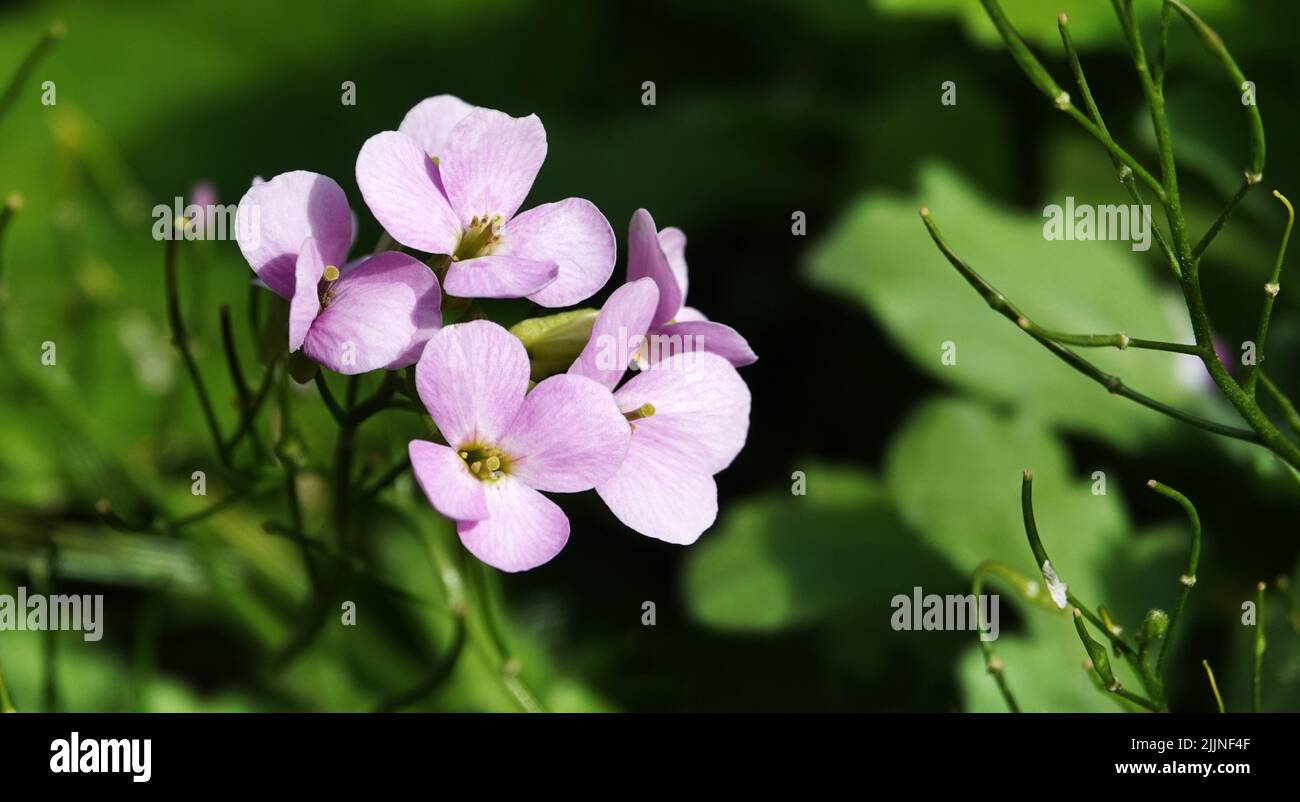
(1141, 608), (1169, 643)
(510, 309), (599, 380)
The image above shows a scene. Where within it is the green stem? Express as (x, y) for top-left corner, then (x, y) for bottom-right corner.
(373, 616), (467, 713)
(1192, 180), (1251, 260)
(1202, 659), (1225, 712)
(1147, 480), (1201, 679)
(362, 455), (412, 501)
(314, 372), (345, 423)
(1167, 0), (1265, 178)
(921, 210), (1261, 444)
(1016, 317), (1199, 354)
(0, 21), (64, 132)
(1112, 0), (1188, 260)
(0, 657), (15, 713)
(979, 0), (1167, 203)
(164, 234), (234, 472)
(1258, 373), (1300, 436)
(1057, 13), (1178, 275)
(1242, 190), (1293, 396)
(1252, 581), (1266, 713)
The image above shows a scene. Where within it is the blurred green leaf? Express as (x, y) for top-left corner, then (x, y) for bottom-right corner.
(883, 396), (1128, 602)
(808, 163), (1201, 448)
(683, 465), (942, 632)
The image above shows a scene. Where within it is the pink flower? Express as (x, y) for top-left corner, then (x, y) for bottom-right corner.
(409, 320), (632, 572)
(569, 278), (751, 544)
(355, 97), (615, 307)
(626, 208), (757, 368)
(236, 171), (442, 374)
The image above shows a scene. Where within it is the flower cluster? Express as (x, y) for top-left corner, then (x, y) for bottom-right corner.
(236, 95), (755, 571)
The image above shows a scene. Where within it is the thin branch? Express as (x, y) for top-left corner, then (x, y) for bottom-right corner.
(1258, 373), (1300, 436)
(1202, 659), (1225, 712)
(1016, 317), (1200, 354)
(314, 372), (345, 423)
(1252, 581), (1266, 713)
(1192, 179), (1251, 260)
(979, 0), (1167, 204)
(1147, 480), (1201, 679)
(163, 231), (234, 471)
(373, 616), (467, 713)
(1111, 0), (1188, 260)
(0, 21), (64, 132)
(920, 209), (1262, 444)
(1057, 13), (1179, 276)
(1167, 0), (1265, 179)
(1243, 190), (1293, 396)
(362, 455), (412, 501)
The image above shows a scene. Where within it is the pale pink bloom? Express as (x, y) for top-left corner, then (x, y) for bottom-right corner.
(409, 320), (631, 571)
(570, 278), (751, 544)
(356, 97), (614, 307)
(236, 171), (441, 374)
(626, 208), (757, 367)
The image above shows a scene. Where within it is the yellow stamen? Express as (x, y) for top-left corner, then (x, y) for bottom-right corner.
(323, 264), (340, 282)
(624, 402), (656, 422)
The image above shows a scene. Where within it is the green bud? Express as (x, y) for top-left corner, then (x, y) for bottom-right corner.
(509, 309), (599, 380)
(1073, 608), (1117, 689)
(1141, 609), (1169, 643)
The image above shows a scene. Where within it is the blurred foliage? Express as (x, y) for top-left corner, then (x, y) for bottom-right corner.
(0, 0), (1297, 712)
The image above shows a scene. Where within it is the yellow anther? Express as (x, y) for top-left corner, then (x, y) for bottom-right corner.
(323, 264), (341, 282)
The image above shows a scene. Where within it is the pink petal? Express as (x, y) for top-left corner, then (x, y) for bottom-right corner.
(302, 251), (442, 374)
(356, 131), (462, 254)
(597, 433), (718, 545)
(398, 95), (475, 157)
(488, 198), (615, 308)
(409, 440), (488, 521)
(415, 320), (529, 448)
(626, 208), (682, 326)
(645, 320), (758, 368)
(457, 477), (569, 572)
(658, 226), (689, 303)
(439, 108), (546, 226)
(288, 237), (325, 352)
(443, 254), (558, 299)
(614, 352), (750, 474)
(500, 374), (631, 493)
(236, 171), (353, 299)
(568, 277), (658, 391)
(675, 305), (709, 323)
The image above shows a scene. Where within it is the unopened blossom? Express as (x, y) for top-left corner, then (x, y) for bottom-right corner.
(569, 277), (751, 544)
(236, 170), (442, 374)
(626, 208), (757, 368)
(409, 320), (631, 571)
(356, 97), (615, 307)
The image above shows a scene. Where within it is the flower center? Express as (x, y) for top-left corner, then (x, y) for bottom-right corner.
(458, 443), (511, 482)
(319, 264), (341, 307)
(452, 215), (503, 261)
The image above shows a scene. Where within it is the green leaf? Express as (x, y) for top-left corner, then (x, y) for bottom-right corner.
(808, 163), (1197, 448)
(883, 396), (1128, 602)
(683, 465), (952, 632)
